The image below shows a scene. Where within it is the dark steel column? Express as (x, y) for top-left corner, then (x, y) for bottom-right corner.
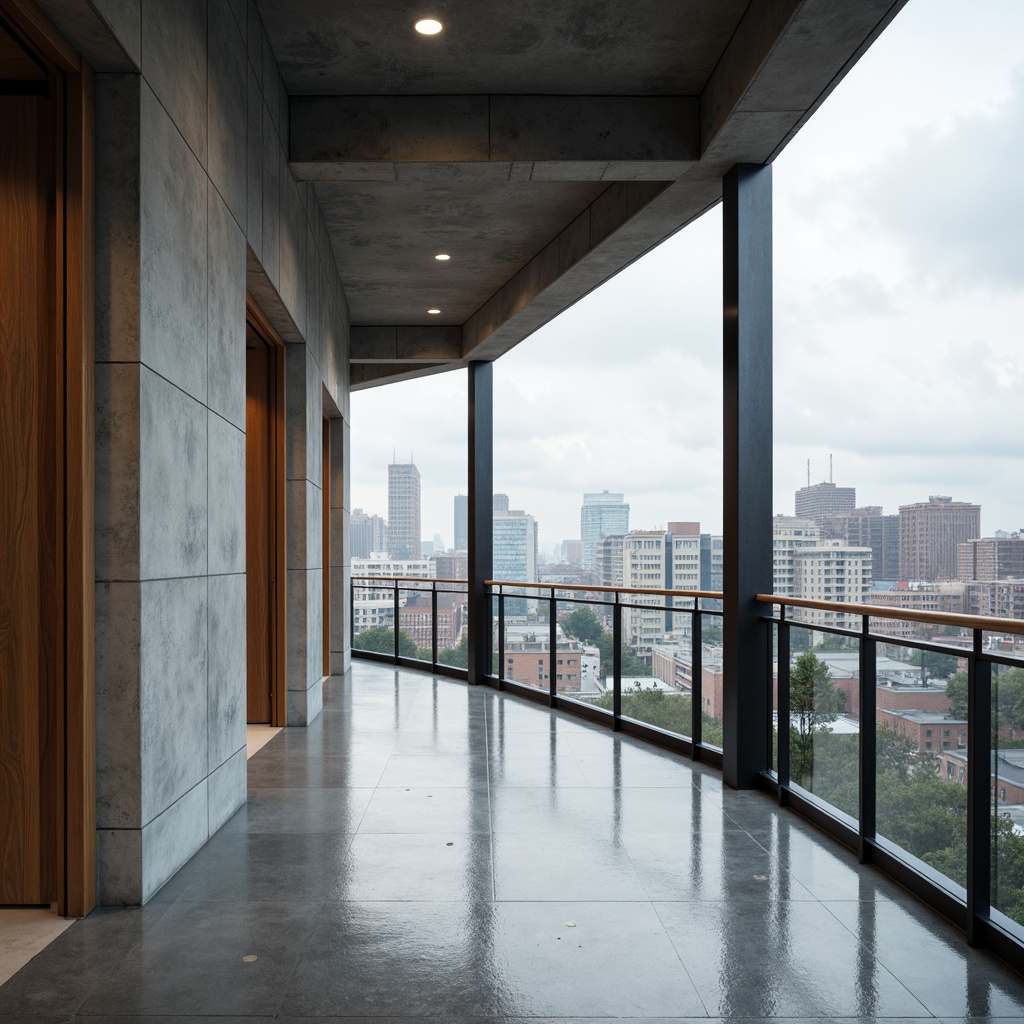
(468, 361), (493, 685)
(722, 163), (773, 789)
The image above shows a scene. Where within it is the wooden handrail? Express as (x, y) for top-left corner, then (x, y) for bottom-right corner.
(351, 575), (468, 586)
(486, 579), (724, 600)
(757, 593), (1024, 636)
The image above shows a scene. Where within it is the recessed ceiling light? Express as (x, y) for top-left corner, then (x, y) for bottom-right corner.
(427, 308), (441, 315)
(415, 18), (443, 35)
(434, 253), (450, 261)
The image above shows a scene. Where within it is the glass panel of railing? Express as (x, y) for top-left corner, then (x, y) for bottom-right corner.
(991, 658), (1024, 936)
(351, 584), (396, 653)
(875, 637), (966, 892)
(556, 596), (612, 715)
(393, 585), (431, 662)
(785, 624), (859, 820)
(698, 610), (724, 749)
(771, 617), (780, 776)
(501, 586), (548, 693)
(614, 596), (695, 739)
(435, 585), (469, 669)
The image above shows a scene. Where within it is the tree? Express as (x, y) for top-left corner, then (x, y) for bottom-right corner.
(907, 648), (959, 681)
(438, 632), (469, 668)
(592, 685), (723, 745)
(561, 606), (604, 645)
(946, 671), (968, 720)
(947, 667), (1024, 739)
(788, 651), (846, 784)
(701, 621), (723, 645)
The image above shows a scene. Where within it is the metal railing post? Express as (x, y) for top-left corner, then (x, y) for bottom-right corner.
(967, 627), (992, 947)
(777, 606), (791, 803)
(431, 585), (439, 669)
(497, 588), (505, 688)
(859, 613), (877, 863)
(549, 588), (557, 706)
(691, 604), (703, 754)
(612, 594), (622, 729)
(393, 583), (400, 661)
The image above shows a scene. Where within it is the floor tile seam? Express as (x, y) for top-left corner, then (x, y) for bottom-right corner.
(815, 898), (934, 1015)
(647, 899), (714, 1018)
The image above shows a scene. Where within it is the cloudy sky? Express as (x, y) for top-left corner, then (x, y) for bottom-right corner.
(351, 0), (1024, 559)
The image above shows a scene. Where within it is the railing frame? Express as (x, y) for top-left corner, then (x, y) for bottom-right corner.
(761, 593), (1024, 965)
(485, 579), (723, 765)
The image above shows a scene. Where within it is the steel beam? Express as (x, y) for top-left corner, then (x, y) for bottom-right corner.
(467, 361), (493, 685)
(722, 162), (773, 789)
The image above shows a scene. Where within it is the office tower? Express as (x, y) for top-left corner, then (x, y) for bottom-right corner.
(823, 506), (900, 581)
(493, 507), (538, 615)
(387, 460), (421, 559)
(453, 495), (468, 551)
(562, 539), (583, 566)
(899, 495), (982, 581)
(957, 537), (1024, 582)
(350, 508), (388, 559)
(580, 491), (630, 572)
(772, 516), (821, 595)
(795, 480), (856, 527)
(596, 534), (625, 588)
(493, 493), (510, 514)
(792, 542), (873, 632)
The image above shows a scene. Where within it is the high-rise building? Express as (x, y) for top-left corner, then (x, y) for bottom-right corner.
(772, 516), (821, 595)
(792, 542), (872, 633)
(795, 480), (856, 527)
(957, 537), (1024, 582)
(596, 534), (625, 588)
(350, 508), (387, 559)
(822, 506), (900, 581)
(493, 493), (510, 514)
(700, 533), (724, 592)
(387, 460), (421, 559)
(453, 495), (468, 551)
(561, 539), (583, 566)
(899, 495), (982, 582)
(493, 507), (539, 616)
(580, 491), (630, 572)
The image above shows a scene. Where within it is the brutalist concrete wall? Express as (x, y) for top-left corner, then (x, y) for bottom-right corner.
(87, 0), (350, 904)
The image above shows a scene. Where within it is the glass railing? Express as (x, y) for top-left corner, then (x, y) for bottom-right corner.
(488, 579), (724, 759)
(762, 593), (1024, 951)
(350, 575), (469, 675)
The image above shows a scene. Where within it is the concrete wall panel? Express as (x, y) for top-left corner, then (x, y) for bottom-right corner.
(207, 0), (247, 228)
(140, 0), (207, 165)
(139, 369), (207, 580)
(207, 184), (246, 429)
(207, 573), (247, 772)
(95, 581), (142, 829)
(140, 85), (208, 403)
(207, 413), (246, 575)
(140, 577), (209, 824)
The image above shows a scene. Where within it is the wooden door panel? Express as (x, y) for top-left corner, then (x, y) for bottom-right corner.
(0, 91), (59, 904)
(246, 345), (273, 723)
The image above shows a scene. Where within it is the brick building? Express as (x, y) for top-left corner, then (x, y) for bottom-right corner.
(898, 496), (981, 582)
(877, 708), (966, 754)
(940, 750), (1024, 806)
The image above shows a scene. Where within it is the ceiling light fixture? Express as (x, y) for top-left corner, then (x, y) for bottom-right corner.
(427, 308), (441, 314)
(415, 18), (443, 35)
(434, 253), (451, 261)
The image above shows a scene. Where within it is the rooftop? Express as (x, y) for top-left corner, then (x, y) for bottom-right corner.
(4, 661), (1024, 1017)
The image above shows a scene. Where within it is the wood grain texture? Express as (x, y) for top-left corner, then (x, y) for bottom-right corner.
(0, 0), (95, 917)
(246, 340), (273, 724)
(0, 90), (57, 905)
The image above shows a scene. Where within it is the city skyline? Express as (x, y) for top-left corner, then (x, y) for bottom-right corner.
(350, 0), (1024, 555)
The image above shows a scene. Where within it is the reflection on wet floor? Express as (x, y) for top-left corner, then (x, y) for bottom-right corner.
(2, 660), (1024, 1020)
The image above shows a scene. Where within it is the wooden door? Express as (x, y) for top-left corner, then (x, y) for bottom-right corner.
(246, 334), (273, 722)
(0, 46), (59, 904)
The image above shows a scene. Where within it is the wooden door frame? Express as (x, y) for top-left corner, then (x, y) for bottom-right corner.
(0, 0), (95, 917)
(245, 296), (287, 727)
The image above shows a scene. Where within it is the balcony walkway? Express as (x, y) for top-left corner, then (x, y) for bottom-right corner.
(4, 662), (1024, 1021)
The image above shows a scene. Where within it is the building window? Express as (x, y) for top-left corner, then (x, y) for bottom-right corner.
(958, 767), (965, 783)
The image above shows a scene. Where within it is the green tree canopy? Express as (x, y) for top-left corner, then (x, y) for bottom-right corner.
(561, 606), (604, 645)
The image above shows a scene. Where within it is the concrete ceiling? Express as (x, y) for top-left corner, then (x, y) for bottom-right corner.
(254, 0), (909, 389)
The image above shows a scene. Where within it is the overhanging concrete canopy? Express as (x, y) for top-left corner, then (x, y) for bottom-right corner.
(269, 1), (908, 386)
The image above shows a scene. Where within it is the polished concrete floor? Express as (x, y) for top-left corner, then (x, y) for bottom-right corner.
(4, 662), (1024, 1022)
